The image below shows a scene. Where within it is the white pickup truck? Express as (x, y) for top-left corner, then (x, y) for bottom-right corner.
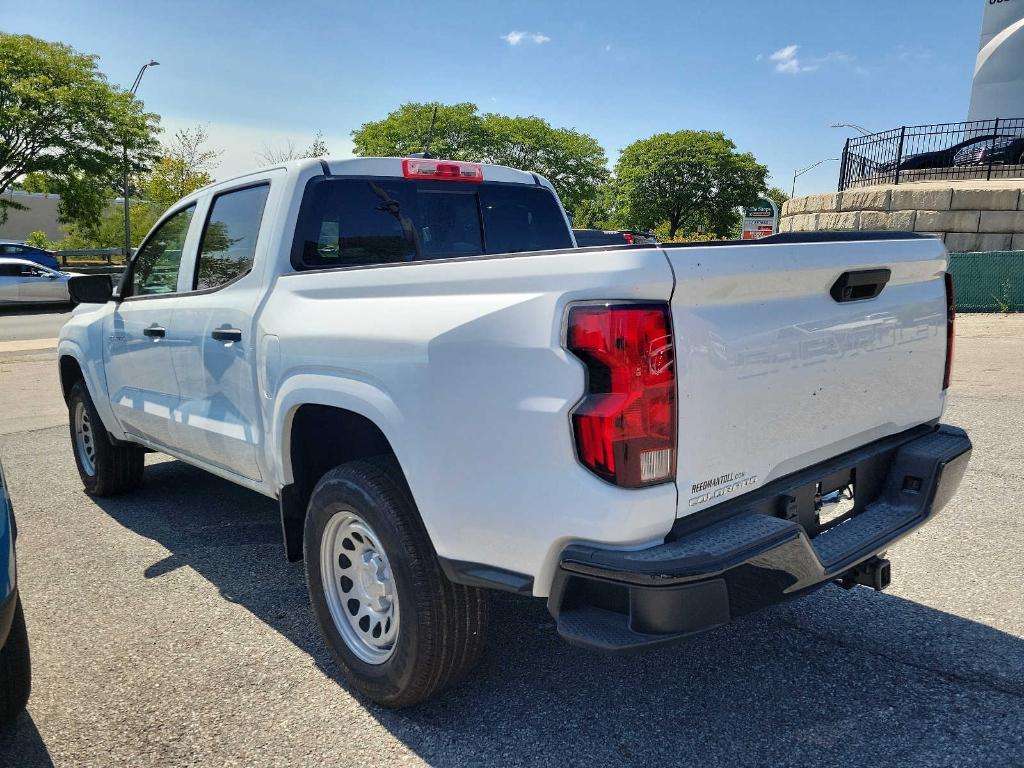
(57, 156), (971, 707)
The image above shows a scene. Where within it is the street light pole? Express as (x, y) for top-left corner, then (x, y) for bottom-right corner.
(831, 123), (874, 137)
(123, 60), (159, 261)
(792, 157), (840, 198)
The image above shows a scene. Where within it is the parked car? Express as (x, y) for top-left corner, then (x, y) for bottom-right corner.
(0, 258), (84, 305)
(58, 156), (969, 708)
(889, 134), (1024, 172)
(0, 241), (60, 270)
(0, 459), (31, 722)
(617, 229), (657, 245)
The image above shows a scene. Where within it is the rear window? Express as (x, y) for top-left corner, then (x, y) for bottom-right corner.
(292, 178), (572, 270)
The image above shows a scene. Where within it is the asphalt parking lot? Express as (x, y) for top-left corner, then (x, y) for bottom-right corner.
(0, 312), (1021, 767)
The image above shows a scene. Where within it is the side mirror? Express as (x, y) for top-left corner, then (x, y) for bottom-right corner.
(68, 274), (114, 304)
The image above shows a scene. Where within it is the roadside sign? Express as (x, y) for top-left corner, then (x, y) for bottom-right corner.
(741, 199), (779, 240)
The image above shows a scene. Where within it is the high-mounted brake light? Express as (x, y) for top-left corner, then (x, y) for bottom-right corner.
(944, 271), (955, 390)
(402, 158), (484, 183)
(622, 233), (635, 245)
(566, 304), (676, 488)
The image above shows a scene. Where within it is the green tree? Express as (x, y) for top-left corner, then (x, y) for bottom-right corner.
(24, 230), (54, 249)
(59, 200), (158, 251)
(0, 33), (159, 223)
(570, 182), (616, 229)
(613, 130), (768, 240)
(479, 114), (608, 214)
(305, 130), (329, 158)
(351, 102), (609, 215)
(141, 126), (220, 210)
(763, 186), (791, 212)
(56, 125), (220, 249)
(352, 102), (487, 160)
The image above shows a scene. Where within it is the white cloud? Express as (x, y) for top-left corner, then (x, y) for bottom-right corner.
(501, 30), (550, 46)
(767, 44), (851, 74)
(770, 45), (806, 73)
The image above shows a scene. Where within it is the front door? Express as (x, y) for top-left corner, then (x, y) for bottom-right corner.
(169, 182), (272, 481)
(104, 204), (198, 447)
(16, 263), (66, 302)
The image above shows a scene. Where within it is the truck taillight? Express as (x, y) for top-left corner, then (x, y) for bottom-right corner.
(566, 304), (676, 488)
(944, 271), (955, 390)
(402, 158), (483, 182)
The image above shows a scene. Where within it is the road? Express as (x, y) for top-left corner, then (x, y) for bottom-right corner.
(0, 314), (1021, 767)
(0, 306), (72, 344)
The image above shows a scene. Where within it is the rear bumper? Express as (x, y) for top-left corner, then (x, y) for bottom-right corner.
(548, 424), (972, 652)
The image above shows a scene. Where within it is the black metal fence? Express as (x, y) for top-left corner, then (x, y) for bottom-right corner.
(838, 118), (1024, 191)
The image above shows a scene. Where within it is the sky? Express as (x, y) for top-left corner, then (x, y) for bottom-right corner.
(3, 0), (984, 197)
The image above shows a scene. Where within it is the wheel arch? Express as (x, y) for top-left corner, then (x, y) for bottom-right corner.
(273, 376), (410, 562)
(58, 353), (85, 404)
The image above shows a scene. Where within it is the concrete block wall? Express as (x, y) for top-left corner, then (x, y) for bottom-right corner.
(779, 182), (1024, 252)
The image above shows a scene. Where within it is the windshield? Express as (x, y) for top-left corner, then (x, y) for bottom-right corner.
(292, 178), (572, 270)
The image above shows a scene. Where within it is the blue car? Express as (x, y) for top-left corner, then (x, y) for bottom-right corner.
(0, 241), (60, 271)
(0, 460), (30, 722)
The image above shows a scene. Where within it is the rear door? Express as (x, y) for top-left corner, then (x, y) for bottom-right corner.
(168, 180), (274, 481)
(664, 236), (949, 516)
(0, 263), (22, 302)
(105, 204), (198, 447)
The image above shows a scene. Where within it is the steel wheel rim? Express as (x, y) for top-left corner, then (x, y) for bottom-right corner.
(73, 401), (96, 476)
(320, 509), (399, 664)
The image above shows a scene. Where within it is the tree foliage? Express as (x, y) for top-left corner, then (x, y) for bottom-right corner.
(0, 33), (160, 222)
(763, 186), (791, 211)
(352, 102), (486, 161)
(59, 125), (221, 249)
(351, 102), (609, 214)
(257, 130), (331, 164)
(613, 130), (768, 240)
(142, 125), (220, 210)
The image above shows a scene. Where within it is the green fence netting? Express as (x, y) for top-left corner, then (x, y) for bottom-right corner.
(948, 251), (1024, 312)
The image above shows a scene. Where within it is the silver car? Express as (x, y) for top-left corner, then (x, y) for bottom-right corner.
(0, 257), (81, 305)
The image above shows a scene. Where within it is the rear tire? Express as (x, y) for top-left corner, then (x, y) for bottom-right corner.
(0, 597), (31, 722)
(304, 458), (489, 708)
(68, 380), (144, 496)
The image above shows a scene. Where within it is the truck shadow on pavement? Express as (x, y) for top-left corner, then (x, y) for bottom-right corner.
(0, 712), (54, 768)
(95, 458), (1024, 767)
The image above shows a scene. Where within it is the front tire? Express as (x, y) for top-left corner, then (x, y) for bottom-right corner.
(304, 459), (489, 708)
(0, 597), (31, 722)
(68, 380), (144, 496)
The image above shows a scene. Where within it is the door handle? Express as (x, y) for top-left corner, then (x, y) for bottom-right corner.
(211, 327), (242, 342)
(830, 269), (892, 303)
(143, 325), (166, 338)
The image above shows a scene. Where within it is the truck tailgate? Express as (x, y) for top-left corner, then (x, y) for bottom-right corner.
(664, 235), (949, 516)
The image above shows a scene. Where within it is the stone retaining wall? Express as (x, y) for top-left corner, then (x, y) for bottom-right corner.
(779, 181), (1024, 252)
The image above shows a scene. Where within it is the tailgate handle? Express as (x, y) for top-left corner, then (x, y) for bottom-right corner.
(830, 269), (891, 303)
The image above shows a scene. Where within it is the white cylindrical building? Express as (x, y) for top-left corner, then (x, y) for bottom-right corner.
(968, 0), (1024, 121)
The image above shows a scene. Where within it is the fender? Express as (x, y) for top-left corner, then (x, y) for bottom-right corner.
(56, 339), (126, 442)
(270, 369), (408, 491)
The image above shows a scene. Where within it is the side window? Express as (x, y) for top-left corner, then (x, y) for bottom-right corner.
(0, 245), (22, 256)
(195, 184), (270, 291)
(0, 264), (20, 277)
(131, 205), (195, 297)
